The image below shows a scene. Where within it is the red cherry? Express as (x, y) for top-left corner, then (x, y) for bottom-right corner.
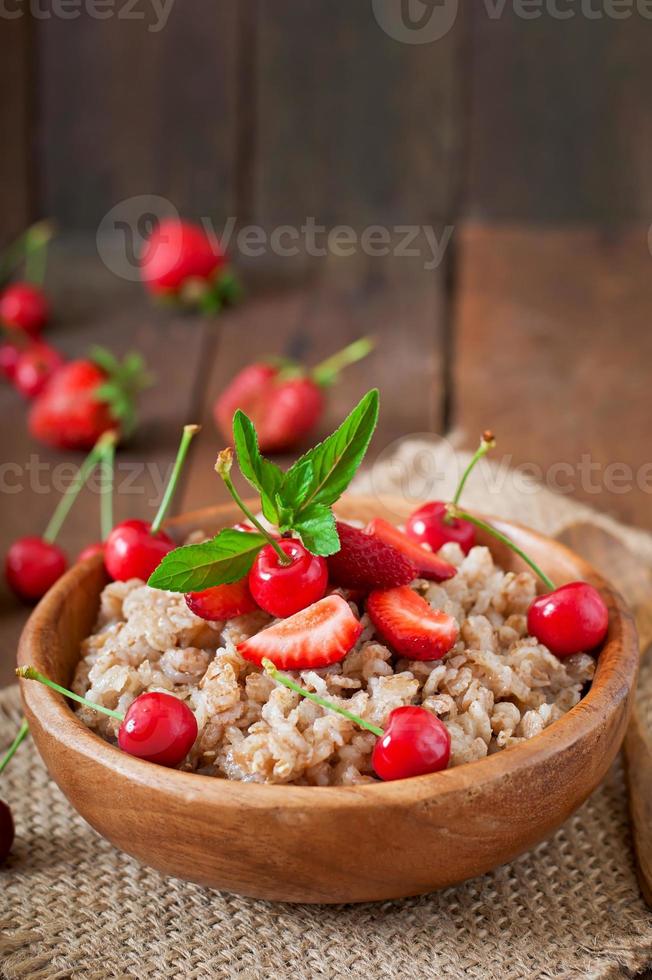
(0, 282), (49, 337)
(104, 519), (174, 582)
(406, 501), (475, 556)
(0, 342), (20, 381)
(371, 706), (451, 781)
(77, 542), (104, 564)
(5, 537), (68, 602)
(527, 582), (609, 658)
(248, 539), (328, 617)
(0, 800), (14, 863)
(117, 692), (197, 767)
(14, 343), (63, 398)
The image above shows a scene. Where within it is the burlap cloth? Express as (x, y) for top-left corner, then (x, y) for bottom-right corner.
(3, 441), (652, 980)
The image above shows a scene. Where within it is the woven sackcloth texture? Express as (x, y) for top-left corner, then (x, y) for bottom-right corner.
(2, 443), (652, 980)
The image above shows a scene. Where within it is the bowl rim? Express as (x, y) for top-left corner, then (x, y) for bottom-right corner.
(18, 500), (639, 810)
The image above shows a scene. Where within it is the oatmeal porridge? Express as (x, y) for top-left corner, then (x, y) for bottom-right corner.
(73, 539), (595, 786)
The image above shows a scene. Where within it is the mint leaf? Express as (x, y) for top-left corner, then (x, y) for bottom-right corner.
(293, 504), (340, 556)
(233, 411), (284, 523)
(279, 456), (314, 516)
(147, 528), (266, 592)
(284, 389), (379, 517)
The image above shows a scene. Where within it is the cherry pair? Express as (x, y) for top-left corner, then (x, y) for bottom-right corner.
(402, 431), (609, 659)
(102, 424), (200, 582)
(17, 668), (197, 768)
(262, 660), (450, 781)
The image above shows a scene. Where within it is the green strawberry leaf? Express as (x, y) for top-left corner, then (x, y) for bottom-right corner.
(232, 410), (285, 524)
(283, 389), (379, 518)
(147, 528), (267, 593)
(293, 504), (340, 556)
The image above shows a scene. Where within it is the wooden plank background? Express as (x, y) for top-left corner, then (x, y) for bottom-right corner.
(2, 3), (652, 690)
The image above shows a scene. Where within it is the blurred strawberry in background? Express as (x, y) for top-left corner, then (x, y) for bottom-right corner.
(0, 283), (49, 338)
(28, 347), (152, 451)
(214, 337), (374, 453)
(140, 218), (241, 314)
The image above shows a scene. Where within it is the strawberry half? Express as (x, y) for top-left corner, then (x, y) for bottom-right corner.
(367, 586), (459, 661)
(238, 594), (362, 670)
(185, 579), (258, 621)
(366, 517), (457, 582)
(326, 521), (415, 591)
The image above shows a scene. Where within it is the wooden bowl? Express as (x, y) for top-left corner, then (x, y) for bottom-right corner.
(17, 495), (638, 904)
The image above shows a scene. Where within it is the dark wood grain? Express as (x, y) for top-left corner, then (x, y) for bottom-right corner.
(37, 2), (238, 229)
(179, 253), (446, 515)
(0, 14), (32, 242)
(253, 1), (466, 229)
(466, 7), (652, 221)
(0, 241), (211, 683)
(453, 224), (652, 530)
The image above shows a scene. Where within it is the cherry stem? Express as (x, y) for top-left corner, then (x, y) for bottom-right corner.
(262, 659), (384, 737)
(150, 424), (201, 534)
(0, 220), (54, 285)
(449, 430), (496, 513)
(0, 719), (29, 775)
(43, 431), (117, 545)
(100, 436), (115, 542)
(312, 336), (375, 387)
(447, 506), (556, 591)
(216, 449), (291, 565)
(16, 667), (124, 721)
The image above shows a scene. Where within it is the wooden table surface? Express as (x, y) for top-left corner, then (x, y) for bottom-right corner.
(1, 224), (651, 687)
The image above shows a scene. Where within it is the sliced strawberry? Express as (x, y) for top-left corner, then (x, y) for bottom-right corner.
(185, 579), (258, 621)
(326, 521), (415, 591)
(366, 517), (457, 582)
(367, 586), (458, 661)
(238, 594), (362, 670)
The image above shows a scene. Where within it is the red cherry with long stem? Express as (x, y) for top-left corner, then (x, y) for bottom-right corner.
(406, 430), (496, 556)
(262, 660), (450, 781)
(449, 506), (609, 658)
(104, 424), (200, 582)
(0, 718), (29, 863)
(5, 432), (116, 602)
(17, 667), (197, 768)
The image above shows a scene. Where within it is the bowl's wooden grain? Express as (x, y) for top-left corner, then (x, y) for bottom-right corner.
(17, 496), (639, 904)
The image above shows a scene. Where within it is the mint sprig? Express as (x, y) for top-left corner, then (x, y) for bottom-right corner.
(148, 528), (267, 592)
(146, 389), (380, 593)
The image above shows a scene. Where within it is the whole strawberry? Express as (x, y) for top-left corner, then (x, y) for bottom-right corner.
(214, 338), (374, 454)
(28, 347), (151, 451)
(140, 218), (239, 313)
